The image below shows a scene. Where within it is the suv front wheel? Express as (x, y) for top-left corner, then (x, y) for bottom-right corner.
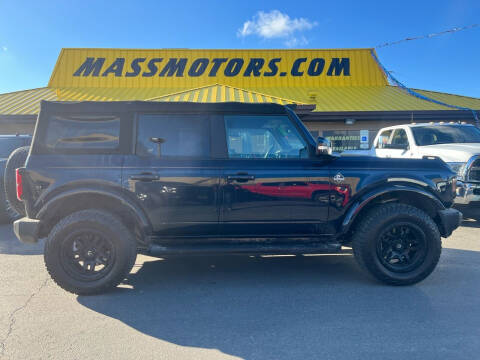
(44, 210), (137, 295)
(352, 203), (441, 285)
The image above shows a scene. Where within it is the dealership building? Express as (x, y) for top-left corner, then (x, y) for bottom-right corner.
(0, 48), (479, 151)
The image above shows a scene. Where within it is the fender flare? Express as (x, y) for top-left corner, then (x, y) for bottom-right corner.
(36, 187), (152, 235)
(340, 184), (445, 234)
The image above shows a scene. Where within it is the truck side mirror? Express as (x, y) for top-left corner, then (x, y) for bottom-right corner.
(316, 137), (332, 156)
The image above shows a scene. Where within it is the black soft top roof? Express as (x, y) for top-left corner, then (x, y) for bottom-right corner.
(39, 100), (290, 115)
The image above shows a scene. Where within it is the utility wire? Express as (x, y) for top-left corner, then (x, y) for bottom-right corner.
(376, 23), (479, 48)
(370, 49), (480, 126)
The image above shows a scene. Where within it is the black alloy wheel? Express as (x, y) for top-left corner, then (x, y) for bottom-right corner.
(376, 223), (427, 273)
(61, 229), (116, 282)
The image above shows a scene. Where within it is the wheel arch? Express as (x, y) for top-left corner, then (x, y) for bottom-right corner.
(340, 185), (445, 240)
(36, 188), (152, 247)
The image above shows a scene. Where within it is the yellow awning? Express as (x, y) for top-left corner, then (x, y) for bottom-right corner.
(1, 85), (479, 116)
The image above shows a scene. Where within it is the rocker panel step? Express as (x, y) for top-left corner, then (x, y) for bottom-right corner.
(144, 241), (342, 256)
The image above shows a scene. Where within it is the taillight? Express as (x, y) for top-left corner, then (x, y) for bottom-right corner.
(16, 168), (23, 201)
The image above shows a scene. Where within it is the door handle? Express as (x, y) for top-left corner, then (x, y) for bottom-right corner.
(227, 174), (255, 182)
(129, 173), (159, 182)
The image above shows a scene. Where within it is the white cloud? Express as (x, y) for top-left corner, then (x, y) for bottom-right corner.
(237, 10), (317, 47)
(285, 36), (309, 47)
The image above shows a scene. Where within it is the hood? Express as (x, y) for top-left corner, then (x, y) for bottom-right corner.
(418, 143), (480, 162)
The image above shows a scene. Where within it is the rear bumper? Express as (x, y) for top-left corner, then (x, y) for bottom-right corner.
(455, 181), (480, 205)
(13, 217), (40, 244)
(437, 208), (463, 238)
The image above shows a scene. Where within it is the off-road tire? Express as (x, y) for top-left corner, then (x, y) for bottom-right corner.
(44, 210), (137, 295)
(4, 146), (30, 217)
(352, 203), (441, 285)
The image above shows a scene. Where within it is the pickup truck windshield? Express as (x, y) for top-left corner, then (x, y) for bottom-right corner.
(412, 125), (480, 146)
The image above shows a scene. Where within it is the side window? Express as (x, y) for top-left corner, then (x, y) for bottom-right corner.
(375, 130), (392, 149)
(224, 115), (308, 159)
(391, 129), (409, 147)
(136, 114), (210, 158)
(45, 115), (120, 151)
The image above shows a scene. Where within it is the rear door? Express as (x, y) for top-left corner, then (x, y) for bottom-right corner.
(122, 113), (222, 237)
(220, 114), (331, 237)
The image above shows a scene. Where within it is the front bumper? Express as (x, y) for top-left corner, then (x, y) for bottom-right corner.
(455, 181), (480, 205)
(437, 208), (463, 237)
(13, 217), (40, 244)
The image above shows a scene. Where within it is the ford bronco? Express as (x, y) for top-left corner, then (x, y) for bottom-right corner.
(14, 101), (462, 294)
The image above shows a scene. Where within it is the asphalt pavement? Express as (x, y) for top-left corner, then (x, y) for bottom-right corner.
(0, 206), (479, 360)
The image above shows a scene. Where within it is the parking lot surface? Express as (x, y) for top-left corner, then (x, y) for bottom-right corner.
(1, 206), (479, 360)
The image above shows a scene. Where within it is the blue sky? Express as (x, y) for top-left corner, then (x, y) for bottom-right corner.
(0, 0), (479, 97)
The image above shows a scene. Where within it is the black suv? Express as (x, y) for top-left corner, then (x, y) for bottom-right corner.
(14, 101), (462, 294)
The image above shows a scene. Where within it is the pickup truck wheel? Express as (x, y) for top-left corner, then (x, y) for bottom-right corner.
(44, 210), (137, 295)
(352, 203), (441, 285)
(4, 146), (30, 217)
(0, 180), (19, 223)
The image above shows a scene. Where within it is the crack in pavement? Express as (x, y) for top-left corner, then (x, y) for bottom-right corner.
(0, 277), (49, 358)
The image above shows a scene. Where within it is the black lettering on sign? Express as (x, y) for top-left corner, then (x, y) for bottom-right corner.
(125, 58), (146, 77)
(209, 58), (228, 77)
(224, 58), (244, 77)
(327, 58), (350, 76)
(264, 58), (281, 77)
(307, 58), (325, 76)
(188, 58), (209, 77)
(291, 58), (307, 76)
(102, 58), (125, 77)
(159, 58), (187, 77)
(142, 58), (163, 77)
(243, 58), (264, 77)
(73, 57), (106, 77)
(72, 56), (352, 78)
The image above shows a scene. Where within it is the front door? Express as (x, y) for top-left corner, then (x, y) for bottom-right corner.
(375, 128), (411, 158)
(220, 114), (331, 237)
(122, 113), (221, 237)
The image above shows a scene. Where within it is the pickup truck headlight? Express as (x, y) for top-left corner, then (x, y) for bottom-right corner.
(446, 162), (466, 180)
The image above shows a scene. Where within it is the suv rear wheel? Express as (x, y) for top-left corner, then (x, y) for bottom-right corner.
(352, 203), (441, 285)
(44, 210), (137, 295)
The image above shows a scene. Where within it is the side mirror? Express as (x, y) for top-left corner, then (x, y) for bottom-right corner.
(316, 137), (332, 156)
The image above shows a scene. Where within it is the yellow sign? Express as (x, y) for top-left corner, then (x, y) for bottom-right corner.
(48, 48), (387, 89)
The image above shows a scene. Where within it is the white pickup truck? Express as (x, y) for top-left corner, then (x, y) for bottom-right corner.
(343, 123), (480, 205)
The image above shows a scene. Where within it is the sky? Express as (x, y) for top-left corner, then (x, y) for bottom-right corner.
(0, 0), (479, 97)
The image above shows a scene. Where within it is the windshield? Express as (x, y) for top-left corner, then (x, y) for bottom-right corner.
(411, 125), (480, 146)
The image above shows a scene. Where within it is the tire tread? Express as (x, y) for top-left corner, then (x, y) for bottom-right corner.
(352, 203), (441, 285)
(44, 209), (137, 295)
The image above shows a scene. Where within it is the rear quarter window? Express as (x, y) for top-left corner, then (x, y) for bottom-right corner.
(44, 115), (120, 151)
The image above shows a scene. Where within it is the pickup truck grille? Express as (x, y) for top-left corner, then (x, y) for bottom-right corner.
(467, 157), (480, 182)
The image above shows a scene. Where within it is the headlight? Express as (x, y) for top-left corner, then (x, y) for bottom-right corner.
(446, 162), (466, 180)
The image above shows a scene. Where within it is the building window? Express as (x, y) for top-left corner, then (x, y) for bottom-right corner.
(323, 130), (376, 152)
